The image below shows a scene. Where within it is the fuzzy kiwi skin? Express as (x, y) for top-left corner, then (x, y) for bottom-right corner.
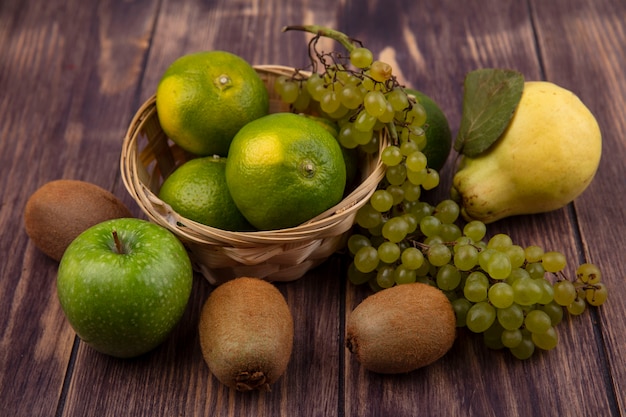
(346, 283), (456, 374)
(24, 179), (133, 261)
(198, 277), (294, 392)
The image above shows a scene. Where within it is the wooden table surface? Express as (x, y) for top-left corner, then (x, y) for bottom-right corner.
(2, 0), (625, 416)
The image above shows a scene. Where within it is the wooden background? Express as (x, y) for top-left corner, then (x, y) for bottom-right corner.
(1, 0), (625, 416)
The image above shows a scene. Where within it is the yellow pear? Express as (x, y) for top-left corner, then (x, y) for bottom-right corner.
(453, 81), (602, 223)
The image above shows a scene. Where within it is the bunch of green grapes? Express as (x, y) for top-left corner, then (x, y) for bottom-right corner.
(347, 196), (607, 359)
(273, 32), (427, 153)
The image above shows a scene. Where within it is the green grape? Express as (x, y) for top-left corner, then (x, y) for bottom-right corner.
(512, 277), (543, 306)
(387, 185), (405, 205)
(369, 60), (392, 82)
(406, 167), (428, 185)
(452, 298), (473, 327)
(497, 303), (525, 330)
(351, 127), (374, 146)
(532, 326), (558, 350)
(354, 109), (378, 132)
(542, 251), (567, 273)
(419, 215), (442, 237)
(360, 132), (379, 153)
(378, 241), (401, 263)
(427, 243), (452, 267)
(337, 124), (359, 149)
(347, 233), (371, 255)
(327, 103), (350, 119)
(535, 278), (555, 305)
(539, 301), (564, 326)
(485, 251), (512, 280)
(401, 247), (424, 270)
(434, 199), (460, 224)
(378, 102), (396, 123)
(339, 84), (363, 109)
(553, 280), (577, 306)
(350, 47), (374, 69)
(306, 76), (327, 101)
(355, 203), (383, 228)
(501, 329), (523, 348)
(376, 265), (396, 288)
(576, 263), (602, 284)
(524, 245), (544, 263)
(439, 223), (462, 242)
(463, 220), (487, 242)
(401, 213), (418, 234)
(436, 264), (462, 291)
(387, 88), (409, 111)
(464, 271), (489, 301)
(509, 334), (535, 360)
(363, 90), (388, 117)
(370, 189), (394, 212)
(423, 235), (444, 246)
(585, 283), (608, 306)
(478, 248), (496, 272)
(406, 102), (427, 126)
(487, 233), (513, 251)
(354, 246), (379, 273)
(453, 244), (479, 271)
(319, 89), (340, 114)
(454, 236), (473, 249)
(381, 145), (403, 166)
(567, 297), (587, 315)
(488, 282), (515, 309)
(394, 264), (417, 285)
(483, 322), (505, 350)
(525, 262), (546, 279)
(422, 169), (440, 190)
(524, 310), (552, 334)
(408, 201), (434, 222)
(405, 151), (428, 172)
(502, 245), (526, 269)
(466, 302), (496, 333)
(400, 139), (420, 156)
(292, 87), (311, 111)
(464, 280), (488, 303)
(382, 217), (409, 243)
(385, 163), (407, 185)
(401, 181), (421, 202)
(507, 267), (531, 284)
(347, 261), (375, 285)
(414, 258), (432, 277)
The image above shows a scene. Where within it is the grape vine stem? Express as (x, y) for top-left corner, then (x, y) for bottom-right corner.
(282, 25), (360, 52)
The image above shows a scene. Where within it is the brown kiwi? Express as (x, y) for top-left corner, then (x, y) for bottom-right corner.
(23, 179), (133, 261)
(346, 282), (456, 374)
(198, 277), (294, 391)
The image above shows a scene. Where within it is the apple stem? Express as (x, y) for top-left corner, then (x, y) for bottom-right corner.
(112, 229), (124, 254)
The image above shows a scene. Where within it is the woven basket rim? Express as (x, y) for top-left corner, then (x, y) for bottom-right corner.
(120, 65), (387, 248)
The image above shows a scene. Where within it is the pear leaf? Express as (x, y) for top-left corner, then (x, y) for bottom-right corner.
(454, 68), (525, 157)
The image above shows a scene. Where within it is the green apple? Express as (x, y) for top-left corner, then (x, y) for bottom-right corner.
(57, 218), (193, 358)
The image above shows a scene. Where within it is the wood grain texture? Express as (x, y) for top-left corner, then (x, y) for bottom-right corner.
(1, 0), (625, 415)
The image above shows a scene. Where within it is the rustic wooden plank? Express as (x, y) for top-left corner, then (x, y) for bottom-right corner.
(2, 0), (625, 415)
(530, 0), (626, 414)
(0, 0), (159, 415)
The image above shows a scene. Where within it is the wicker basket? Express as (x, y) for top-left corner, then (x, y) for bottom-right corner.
(120, 65), (387, 285)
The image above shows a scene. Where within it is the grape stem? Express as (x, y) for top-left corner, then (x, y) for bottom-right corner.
(282, 25), (361, 52)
